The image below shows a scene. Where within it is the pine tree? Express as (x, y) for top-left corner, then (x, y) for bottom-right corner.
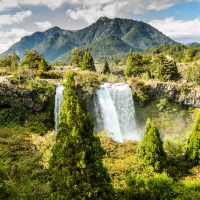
(70, 47), (83, 67)
(137, 119), (165, 171)
(49, 70), (114, 200)
(123, 50), (143, 77)
(81, 47), (96, 71)
(103, 60), (110, 74)
(185, 112), (200, 166)
(38, 55), (48, 71)
(11, 50), (19, 70)
(123, 49), (133, 77)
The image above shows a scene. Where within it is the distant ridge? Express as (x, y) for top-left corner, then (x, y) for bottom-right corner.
(1, 17), (176, 62)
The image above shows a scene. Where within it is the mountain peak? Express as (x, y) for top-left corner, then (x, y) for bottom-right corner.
(98, 16), (110, 21)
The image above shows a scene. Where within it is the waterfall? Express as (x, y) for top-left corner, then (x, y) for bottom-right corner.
(93, 83), (140, 141)
(54, 84), (64, 132)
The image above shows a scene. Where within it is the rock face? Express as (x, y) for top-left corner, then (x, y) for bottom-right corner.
(147, 81), (200, 107)
(0, 83), (54, 112)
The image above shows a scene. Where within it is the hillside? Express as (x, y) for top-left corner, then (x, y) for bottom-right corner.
(1, 17), (175, 62)
(55, 35), (140, 63)
(1, 27), (73, 59)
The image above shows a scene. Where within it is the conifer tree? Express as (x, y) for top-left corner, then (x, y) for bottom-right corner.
(103, 60), (111, 74)
(124, 49), (133, 77)
(11, 50), (20, 69)
(49, 70), (114, 199)
(124, 50), (143, 77)
(137, 119), (165, 171)
(81, 47), (96, 71)
(38, 55), (48, 71)
(70, 47), (83, 67)
(185, 112), (200, 166)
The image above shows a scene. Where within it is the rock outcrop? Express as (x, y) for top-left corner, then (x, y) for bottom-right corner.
(0, 83), (55, 112)
(147, 81), (200, 107)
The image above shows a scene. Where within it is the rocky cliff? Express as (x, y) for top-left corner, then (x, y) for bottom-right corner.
(146, 81), (200, 107)
(0, 83), (55, 112)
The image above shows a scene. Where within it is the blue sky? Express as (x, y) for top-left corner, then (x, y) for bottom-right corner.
(0, 0), (200, 53)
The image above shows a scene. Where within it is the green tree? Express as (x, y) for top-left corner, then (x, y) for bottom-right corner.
(0, 54), (12, 68)
(185, 112), (200, 166)
(137, 119), (165, 171)
(150, 53), (178, 81)
(70, 47), (83, 67)
(81, 47), (96, 71)
(38, 55), (48, 71)
(20, 49), (41, 69)
(11, 50), (20, 69)
(103, 60), (111, 74)
(124, 50), (143, 77)
(49, 70), (114, 199)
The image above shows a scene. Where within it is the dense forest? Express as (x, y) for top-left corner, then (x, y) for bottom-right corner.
(0, 44), (200, 199)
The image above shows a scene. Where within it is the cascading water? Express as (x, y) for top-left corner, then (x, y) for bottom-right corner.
(93, 83), (140, 141)
(54, 84), (64, 132)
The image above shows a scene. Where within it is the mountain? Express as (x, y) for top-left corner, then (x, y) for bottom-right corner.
(1, 17), (176, 62)
(55, 35), (139, 63)
(1, 27), (73, 58)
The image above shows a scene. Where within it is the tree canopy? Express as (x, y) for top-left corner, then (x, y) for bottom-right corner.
(185, 112), (200, 166)
(137, 119), (166, 171)
(81, 47), (96, 71)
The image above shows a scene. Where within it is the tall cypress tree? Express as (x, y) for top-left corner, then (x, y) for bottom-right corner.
(70, 47), (83, 67)
(81, 47), (96, 71)
(49, 70), (114, 200)
(103, 60), (111, 74)
(123, 49), (133, 77)
(137, 119), (165, 171)
(185, 112), (200, 166)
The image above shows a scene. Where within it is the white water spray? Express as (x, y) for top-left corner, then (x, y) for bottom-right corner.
(93, 83), (140, 141)
(54, 84), (64, 132)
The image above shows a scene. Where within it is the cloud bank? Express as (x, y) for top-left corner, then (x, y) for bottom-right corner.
(0, 28), (32, 53)
(0, 0), (199, 24)
(0, 11), (32, 27)
(149, 17), (200, 43)
(34, 21), (52, 30)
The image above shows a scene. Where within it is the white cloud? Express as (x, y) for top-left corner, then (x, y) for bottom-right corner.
(0, 28), (32, 54)
(149, 17), (200, 43)
(35, 21), (52, 30)
(0, 11), (32, 27)
(0, 0), (199, 25)
(65, 0), (200, 25)
(0, 0), (68, 12)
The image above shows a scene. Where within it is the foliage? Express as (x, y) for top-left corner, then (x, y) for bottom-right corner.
(127, 77), (149, 103)
(103, 60), (111, 74)
(0, 126), (50, 199)
(157, 98), (171, 113)
(0, 54), (12, 68)
(0, 162), (9, 199)
(74, 70), (100, 94)
(185, 111), (200, 166)
(81, 47), (96, 71)
(38, 70), (62, 79)
(69, 47), (83, 67)
(20, 50), (49, 71)
(11, 51), (20, 70)
(150, 53), (179, 81)
(49, 70), (114, 199)
(124, 50), (144, 77)
(184, 62), (200, 83)
(137, 119), (166, 171)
